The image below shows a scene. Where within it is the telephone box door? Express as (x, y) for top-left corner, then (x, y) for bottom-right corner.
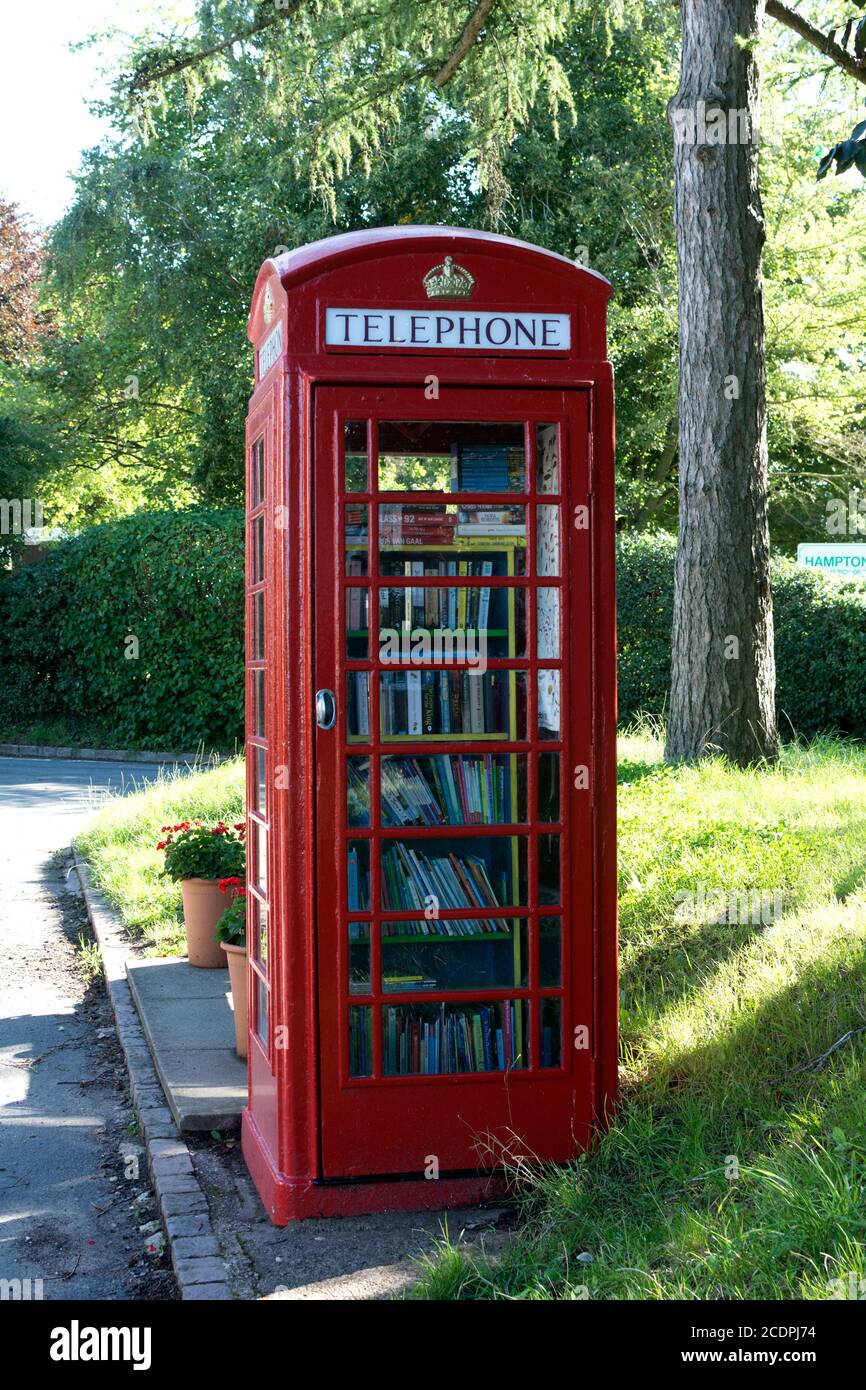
(314, 384), (594, 1179)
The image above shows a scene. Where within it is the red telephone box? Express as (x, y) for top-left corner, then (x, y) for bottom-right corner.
(242, 226), (617, 1223)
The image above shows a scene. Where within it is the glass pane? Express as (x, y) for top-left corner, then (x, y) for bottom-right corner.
(251, 895), (268, 971)
(382, 919), (528, 992)
(538, 752), (560, 823)
(256, 975), (268, 1046)
(379, 670), (527, 740)
(536, 506), (560, 576)
(346, 588), (369, 659)
(347, 840), (371, 911)
(251, 438), (265, 507)
(253, 670), (265, 737)
(539, 834), (561, 906)
(539, 916), (561, 987)
(250, 515), (265, 584)
(538, 670), (560, 741)
(380, 753), (527, 826)
(347, 671), (370, 740)
(537, 588), (560, 659)
(344, 420), (368, 492)
(378, 421), (525, 493)
(253, 745), (266, 817)
(379, 503), (526, 573)
(536, 423), (559, 494)
(345, 503), (368, 574)
(254, 819), (268, 893)
(377, 586), (525, 661)
(381, 835), (528, 912)
(252, 590), (265, 661)
(347, 757), (370, 827)
(349, 923), (370, 995)
(383, 999), (529, 1075)
(349, 1006), (372, 1077)
(540, 997), (562, 1068)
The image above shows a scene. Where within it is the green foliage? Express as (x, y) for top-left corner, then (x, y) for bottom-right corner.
(215, 886), (247, 947)
(0, 509), (243, 749)
(11, 0), (864, 541)
(6, 517), (865, 751)
(158, 822), (245, 883)
(617, 533), (866, 739)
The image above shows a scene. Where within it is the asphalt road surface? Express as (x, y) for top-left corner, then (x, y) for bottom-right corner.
(0, 757), (179, 1301)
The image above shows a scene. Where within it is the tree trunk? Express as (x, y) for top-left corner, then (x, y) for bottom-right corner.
(665, 0), (778, 766)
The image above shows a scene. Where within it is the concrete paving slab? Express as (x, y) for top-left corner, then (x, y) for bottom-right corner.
(127, 958), (247, 1133)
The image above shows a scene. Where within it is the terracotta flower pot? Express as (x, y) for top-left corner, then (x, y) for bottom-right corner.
(180, 877), (229, 969)
(221, 942), (248, 1058)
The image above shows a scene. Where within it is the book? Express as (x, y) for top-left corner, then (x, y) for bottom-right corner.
(379, 1000), (526, 1075)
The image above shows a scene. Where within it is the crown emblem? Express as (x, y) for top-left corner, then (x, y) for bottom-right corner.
(423, 256), (475, 300)
(263, 285), (274, 324)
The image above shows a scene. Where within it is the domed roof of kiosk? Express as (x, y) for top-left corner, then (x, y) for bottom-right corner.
(256, 224), (611, 300)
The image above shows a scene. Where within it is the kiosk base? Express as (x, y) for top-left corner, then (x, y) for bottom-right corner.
(242, 1109), (509, 1224)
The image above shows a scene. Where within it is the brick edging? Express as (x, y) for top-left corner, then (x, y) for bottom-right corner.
(1, 743), (228, 764)
(72, 852), (234, 1300)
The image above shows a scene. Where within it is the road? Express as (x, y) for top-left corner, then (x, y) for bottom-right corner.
(0, 757), (179, 1301)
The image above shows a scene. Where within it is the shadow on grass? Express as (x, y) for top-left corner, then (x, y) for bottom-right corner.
(421, 938), (866, 1299)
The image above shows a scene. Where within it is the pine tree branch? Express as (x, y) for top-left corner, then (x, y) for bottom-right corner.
(125, 0), (502, 99)
(766, 1), (866, 87)
(125, 2), (301, 96)
(433, 0), (501, 87)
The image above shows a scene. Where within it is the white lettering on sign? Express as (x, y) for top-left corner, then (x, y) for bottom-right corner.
(258, 322), (283, 378)
(325, 308), (571, 351)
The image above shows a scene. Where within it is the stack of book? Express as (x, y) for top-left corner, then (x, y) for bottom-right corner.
(451, 443), (524, 493)
(380, 754), (514, 826)
(379, 559), (495, 633)
(347, 672), (370, 737)
(381, 840), (509, 915)
(347, 760), (370, 825)
(381, 1000), (526, 1074)
(345, 503), (367, 543)
(380, 505), (457, 547)
(348, 1008), (371, 1077)
(456, 504), (526, 536)
(347, 845), (371, 911)
(382, 917), (509, 939)
(380, 669), (507, 737)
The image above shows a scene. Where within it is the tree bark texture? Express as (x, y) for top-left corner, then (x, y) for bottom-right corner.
(665, 0), (778, 766)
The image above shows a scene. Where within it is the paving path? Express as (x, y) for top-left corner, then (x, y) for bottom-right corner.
(0, 757), (179, 1300)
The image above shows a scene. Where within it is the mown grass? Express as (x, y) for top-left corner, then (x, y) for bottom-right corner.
(75, 735), (866, 1298)
(414, 733), (866, 1299)
(75, 758), (244, 956)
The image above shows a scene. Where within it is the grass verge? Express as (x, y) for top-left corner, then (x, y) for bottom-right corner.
(75, 758), (244, 957)
(414, 733), (866, 1299)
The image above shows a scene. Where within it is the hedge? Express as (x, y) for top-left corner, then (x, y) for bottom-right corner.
(2, 515), (863, 748)
(617, 532), (866, 739)
(0, 510), (244, 749)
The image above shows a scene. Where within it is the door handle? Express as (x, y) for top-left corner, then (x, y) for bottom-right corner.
(315, 688), (337, 730)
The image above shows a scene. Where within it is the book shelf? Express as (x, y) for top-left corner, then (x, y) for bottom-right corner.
(346, 479), (535, 1076)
